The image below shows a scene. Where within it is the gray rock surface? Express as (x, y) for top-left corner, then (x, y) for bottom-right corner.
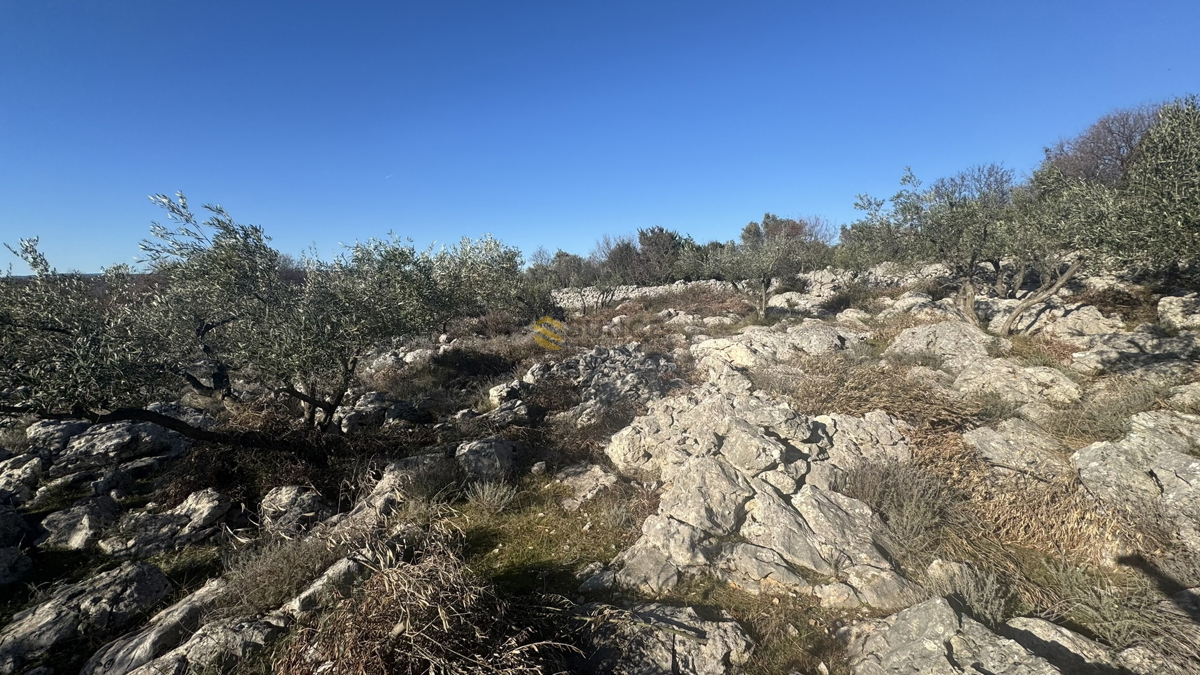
(841, 598), (1061, 674)
(0, 562), (171, 674)
(37, 495), (121, 550)
(691, 320), (859, 371)
(455, 438), (517, 481)
(0, 454), (45, 506)
(555, 463), (618, 511)
(51, 421), (189, 479)
(1072, 411), (1200, 553)
(1159, 294), (1200, 330)
(98, 488), (230, 557)
(523, 344), (680, 427)
(24, 419), (90, 454)
(259, 485), (333, 534)
(586, 603), (753, 675)
(1003, 616), (1123, 674)
(884, 321), (1009, 374)
(953, 358), (1082, 405)
(83, 578), (227, 675)
(606, 380), (919, 609)
(962, 418), (1069, 481)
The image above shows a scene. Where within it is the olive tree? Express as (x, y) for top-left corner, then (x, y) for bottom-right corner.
(730, 214), (830, 318)
(2, 192), (524, 444)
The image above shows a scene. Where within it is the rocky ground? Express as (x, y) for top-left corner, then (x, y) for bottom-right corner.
(2, 265), (1200, 674)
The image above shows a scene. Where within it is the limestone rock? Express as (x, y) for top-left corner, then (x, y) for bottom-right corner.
(962, 418), (1069, 481)
(555, 464), (618, 511)
(0, 562), (171, 674)
(51, 421), (189, 479)
(884, 321), (1009, 374)
(98, 489), (231, 557)
(1159, 294), (1200, 330)
(455, 438), (517, 481)
(585, 603), (753, 675)
(841, 598), (1061, 675)
(83, 578), (227, 675)
(1072, 411), (1200, 553)
(259, 485), (333, 534)
(953, 358), (1081, 405)
(0, 454), (44, 506)
(24, 419), (90, 454)
(1003, 616), (1120, 674)
(37, 495), (120, 550)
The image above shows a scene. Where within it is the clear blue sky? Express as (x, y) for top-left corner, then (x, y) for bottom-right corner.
(1, 1), (1197, 273)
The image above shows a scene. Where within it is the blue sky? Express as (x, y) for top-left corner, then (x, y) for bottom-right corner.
(1, 1), (1197, 273)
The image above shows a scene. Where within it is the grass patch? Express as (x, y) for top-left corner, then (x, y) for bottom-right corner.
(211, 533), (352, 620)
(661, 575), (851, 675)
(1008, 334), (1079, 369)
(276, 529), (576, 675)
(1071, 286), (1161, 329)
(457, 476), (654, 596)
(752, 353), (976, 430)
(1040, 376), (1170, 448)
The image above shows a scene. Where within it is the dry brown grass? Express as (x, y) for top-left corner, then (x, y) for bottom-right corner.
(1007, 333), (1080, 368)
(1040, 376), (1171, 448)
(753, 353), (977, 431)
(212, 532), (352, 620)
(659, 575), (852, 675)
(276, 529), (577, 675)
(1071, 285), (1161, 329)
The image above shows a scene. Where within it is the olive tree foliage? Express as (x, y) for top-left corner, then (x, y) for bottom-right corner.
(0, 240), (168, 417)
(729, 214), (831, 318)
(835, 170), (927, 270)
(1, 192), (526, 441)
(838, 166), (1015, 322)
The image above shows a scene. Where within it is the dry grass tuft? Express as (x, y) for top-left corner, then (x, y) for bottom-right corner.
(753, 353), (976, 430)
(910, 432), (1133, 560)
(276, 531), (576, 675)
(1040, 376), (1170, 448)
(661, 575), (851, 675)
(465, 481), (519, 515)
(1035, 558), (1200, 674)
(213, 533), (352, 620)
(833, 459), (963, 568)
(1007, 334), (1080, 368)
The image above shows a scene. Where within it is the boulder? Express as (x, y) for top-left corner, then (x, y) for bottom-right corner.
(0, 454), (45, 506)
(24, 419), (90, 454)
(1072, 411), (1200, 553)
(83, 578), (227, 675)
(1159, 294), (1200, 330)
(953, 358), (1081, 406)
(0, 562), (171, 674)
(259, 486), (333, 534)
(555, 464), (618, 511)
(37, 495), (121, 550)
(129, 613), (291, 675)
(524, 344), (680, 427)
(51, 421), (189, 479)
(884, 321), (1009, 374)
(455, 438), (517, 481)
(584, 603), (753, 675)
(98, 488), (231, 557)
(962, 418), (1069, 481)
(1003, 616), (1121, 674)
(841, 598), (1061, 674)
